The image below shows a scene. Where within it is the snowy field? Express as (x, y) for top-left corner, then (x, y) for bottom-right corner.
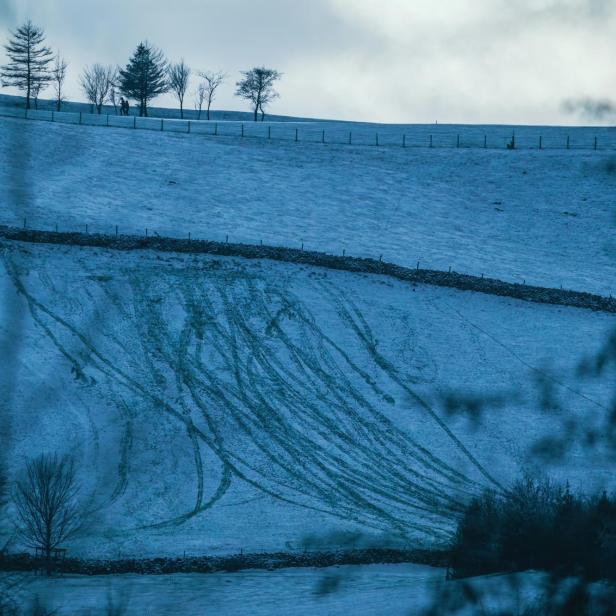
(0, 115), (614, 294)
(6, 565), (614, 616)
(1, 241), (613, 559)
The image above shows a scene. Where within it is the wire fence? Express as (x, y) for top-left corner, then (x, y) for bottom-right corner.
(1, 105), (615, 151)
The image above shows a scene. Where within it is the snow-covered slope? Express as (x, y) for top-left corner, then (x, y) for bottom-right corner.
(1, 241), (612, 558)
(0, 116), (614, 294)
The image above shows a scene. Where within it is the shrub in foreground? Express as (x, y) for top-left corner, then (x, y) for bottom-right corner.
(450, 478), (616, 580)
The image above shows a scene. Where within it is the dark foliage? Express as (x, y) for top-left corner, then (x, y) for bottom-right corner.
(119, 42), (168, 117)
(450, 478), (616, 581)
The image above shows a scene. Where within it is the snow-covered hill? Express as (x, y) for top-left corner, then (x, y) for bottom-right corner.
(1, 115), (614, 295)
(1, 241), (612, 558)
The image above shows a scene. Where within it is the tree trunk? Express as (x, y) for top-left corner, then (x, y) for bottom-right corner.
(180, 102), (184, 119)
(45, 546), (52, 576)
(253, 105), (258, 122)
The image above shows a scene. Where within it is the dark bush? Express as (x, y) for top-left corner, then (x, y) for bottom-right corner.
(450, 478), (616, 580)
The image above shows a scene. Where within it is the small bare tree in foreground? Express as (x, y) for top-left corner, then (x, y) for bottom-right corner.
(194, 82), (206, 120)
(235, 67), (281, 121)
(14, 454), (81, 575)
(30, 80), (45, 110)
(51, 53), (68, 112)
(168, 59), (190, 119)
(197, 70), (226, 120)
(80, 64), (117, 114)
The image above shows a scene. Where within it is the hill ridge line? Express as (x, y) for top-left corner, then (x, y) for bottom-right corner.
(1, 225), (614, 314)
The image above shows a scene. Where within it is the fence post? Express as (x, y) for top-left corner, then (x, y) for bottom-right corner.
(429, 135), (433, 148)
(268, 126), (271, 140)
(295, 128), (298, 142)
(322, 130), (325, 144)
(115, 225), (118, 237)
(566, 135), (570, 150)
(456, 135), (460, 148)
(594, 137), (598, 150)
(79, 112), (82, 125)
(376, 133), (379, 147)
(133, 116), (136, 129)
(349, 132), (352, 145)
(187, 121), (191, 134)
(484, 135), (487, 149)
(214, 123), (218, 136)
(161, 119), (164, 131)
(85, 224), (88, 234)
(539, 136), (542, 150)
(52, 111), (55, 122)
(241, 124), (244, 138)
(402, 134), (406, 148)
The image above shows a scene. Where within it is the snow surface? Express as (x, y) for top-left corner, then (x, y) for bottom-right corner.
(1, 241), (613, 559)
(7, 565), (609, 616)
(0, 115), (614, 294)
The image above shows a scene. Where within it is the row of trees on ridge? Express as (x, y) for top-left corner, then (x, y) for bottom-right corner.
(0, 21), (281, 120)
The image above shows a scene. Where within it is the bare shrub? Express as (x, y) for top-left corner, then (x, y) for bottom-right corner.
(14, 454), (81, 575)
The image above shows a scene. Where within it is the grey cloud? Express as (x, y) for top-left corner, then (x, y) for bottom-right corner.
(563, 98), (616, 120)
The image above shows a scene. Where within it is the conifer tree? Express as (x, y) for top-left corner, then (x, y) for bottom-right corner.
(1, 20), (54, 110)
(119, 42), (168, 117)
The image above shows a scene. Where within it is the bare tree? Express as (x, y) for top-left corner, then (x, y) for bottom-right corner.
(194, 82), (206, 120)
(51, 53), (68, 112)
(30, 80), (45, 110)
(167, 59), (190, 119)
(80, 64), (117, 114)
(14, 454), (81, 575)
(1, 20), (53, 110)
(197, 70), (226, 120)
(235, 67), (281, 121)
(108, 85), (120, 115)
(106, 66), (122, 115)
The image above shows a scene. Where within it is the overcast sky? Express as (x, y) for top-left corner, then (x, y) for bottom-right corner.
(0, 0), (614, 124)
